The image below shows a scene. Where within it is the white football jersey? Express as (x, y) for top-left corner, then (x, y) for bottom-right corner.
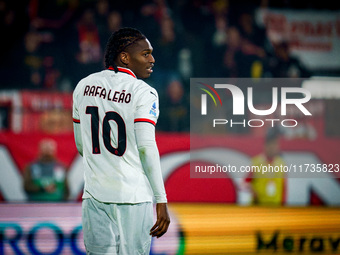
(73, 67), (160, 203)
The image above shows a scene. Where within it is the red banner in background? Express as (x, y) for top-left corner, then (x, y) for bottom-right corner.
(257, 9), (340, 70)
(21, 91), (73, 133)
(21, 91), (72, 111)
(0, 132), (339, 205)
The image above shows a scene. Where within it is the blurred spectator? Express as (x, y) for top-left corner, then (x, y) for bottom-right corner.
(94, 0), (111, 49)
(75, 9), (103, 65)
(245, 127), (286, 206)
(269, 41), (311, 78)
(10, 30), (62, 90)
(149, 13), (185, 95)
(236, 10), (270, 77)
(223, 27), (242, 77)
(137, 0), (171, 43)
(95, 0), (110, 27)
(210, 26), (242, 77)
(236, 37), (267, 78)
(205, 0), (230, 76)
(209, 6), (271, 78)
(212, 14), (228, 47)
(155, 15), (183, 71)
(179, 0), (215, 77)
(178, 48), (193, 81)
(23, 139), (69, 202)
(21, 0), (79, 91)
(210, 0), (229, 47)
(107, 11), (122, 33)
(67, 8), (104, 85)
(158, 79), (189, 131)
(28, 0), (78, 31)
(237, 11), (268, 52)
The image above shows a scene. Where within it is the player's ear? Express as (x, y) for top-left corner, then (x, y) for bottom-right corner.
(119, 52), (129, 66)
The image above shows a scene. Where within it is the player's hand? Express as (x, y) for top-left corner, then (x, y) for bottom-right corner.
(150, 203), (170, 238)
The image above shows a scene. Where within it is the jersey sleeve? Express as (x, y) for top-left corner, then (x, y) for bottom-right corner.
(72, 91), (80, 124)
(72, 90), (80, 124)
(134, 85), (159, 126)
(72, 87), (83, 155)
(135, 122), (167, 203)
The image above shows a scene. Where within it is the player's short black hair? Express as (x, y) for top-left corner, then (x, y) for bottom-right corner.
(104, 27), (146, 71)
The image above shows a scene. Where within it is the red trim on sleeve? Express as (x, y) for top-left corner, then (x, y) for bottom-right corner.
(73, 118), (80, 123)
(134, 118), (156, 126)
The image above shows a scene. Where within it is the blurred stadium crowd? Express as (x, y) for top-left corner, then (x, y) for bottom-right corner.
(0, 0), (339, 132)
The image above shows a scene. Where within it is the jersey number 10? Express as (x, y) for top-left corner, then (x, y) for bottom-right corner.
(86, 106), (126, 156)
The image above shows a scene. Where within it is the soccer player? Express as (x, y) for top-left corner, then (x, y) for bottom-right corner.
(72, 27), (170, 254)
(23, 138), (69, 202)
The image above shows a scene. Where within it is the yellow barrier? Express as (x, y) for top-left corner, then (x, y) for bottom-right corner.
(170, 204), (340, 255)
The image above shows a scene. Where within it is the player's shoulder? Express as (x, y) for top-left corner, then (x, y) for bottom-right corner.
(134, 79), (158, 98)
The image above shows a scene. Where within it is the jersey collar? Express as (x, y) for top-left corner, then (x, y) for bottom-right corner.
(108, 66), (137, 79)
